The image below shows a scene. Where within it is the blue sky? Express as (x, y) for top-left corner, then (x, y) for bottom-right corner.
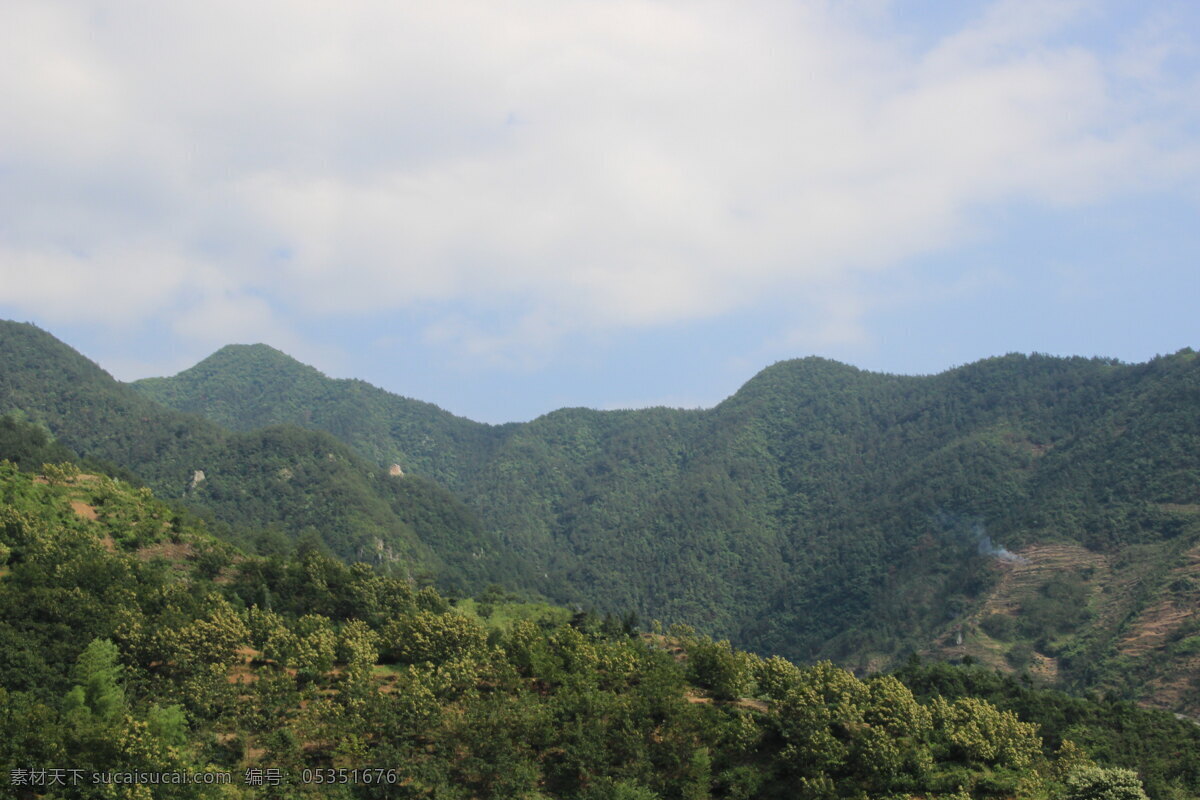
(2, 0), (1198, 423)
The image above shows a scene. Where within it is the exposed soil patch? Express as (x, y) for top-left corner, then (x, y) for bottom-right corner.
(683, 690), (768, 712)
(227, 665), (258, 685)
(34, 473), (99, 486)
(226, 647), (263, 685)
(1117, 543), (1200, 658)
(1028, 651), (1059, 683)
(69, 500), (98, 520)
(736, 697), (770, 713)
(136, 540), (196, 563)
(1118, 604), (1195, 657)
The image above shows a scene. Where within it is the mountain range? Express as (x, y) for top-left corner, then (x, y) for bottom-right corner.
(2, 319), (1198, 716)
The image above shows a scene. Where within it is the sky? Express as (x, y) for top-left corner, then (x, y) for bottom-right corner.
(1, 0), (1198, 423)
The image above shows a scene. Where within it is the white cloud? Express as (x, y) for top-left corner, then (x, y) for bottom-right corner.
(1, 0), (1197, 366)
(0, 244), (207, 325)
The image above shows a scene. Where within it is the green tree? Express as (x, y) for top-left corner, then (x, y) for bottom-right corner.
(685, 637), (753, 701)
(931, 695), (1041, 769)
(41, 461), (80, 486)
(64, 638), (126, 722)
(1065, 766), (1150, 800)
(293, 613), (338, 678)
(756, 655), (803, 701)
(381, 610), (486, 666)
(157, 599), (250, 682)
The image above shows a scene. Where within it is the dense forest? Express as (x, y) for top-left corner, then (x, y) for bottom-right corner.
(129, 329), (1200, 711)
(0, 322), (522, 593)
(3, 320), (1200, 718)
(1, 444), (1197, 798)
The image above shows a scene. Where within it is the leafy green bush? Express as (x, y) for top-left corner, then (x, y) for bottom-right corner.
(981, 614), (1018, 641)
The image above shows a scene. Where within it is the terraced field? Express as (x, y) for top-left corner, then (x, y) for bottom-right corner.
(926, 538), (1200, 717)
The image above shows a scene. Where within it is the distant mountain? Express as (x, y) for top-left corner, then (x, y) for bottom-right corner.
(134, 343), (500, 489)
(0, 321), (514, 590)
(132, 336), (1200, 713)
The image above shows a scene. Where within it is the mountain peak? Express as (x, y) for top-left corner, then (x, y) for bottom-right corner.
(192, 343), (322, 377)
(720, 356), (880, 409)
(130, 342), (329, 424)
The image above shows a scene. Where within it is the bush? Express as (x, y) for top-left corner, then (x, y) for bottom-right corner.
(980, 614), (1017, 641)
(1065, 766), (1149, 800)
(686, 637), (753, 701)
(1005, 642), (1035, 670)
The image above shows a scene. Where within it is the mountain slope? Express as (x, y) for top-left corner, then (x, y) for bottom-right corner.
(0, 322), (514, 589)
(132, 338), (1200, 713)
(5, 460), (1194, 800)
(134, 343), (501, 488)
(16, 319), (1200, 714)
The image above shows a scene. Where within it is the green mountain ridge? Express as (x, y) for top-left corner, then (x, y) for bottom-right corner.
(4, 455), (1195, 799)
(130, 334), (1200, 715)
(0, 321), (514, 591)
(6, 319), (1200, 718)
(134, 342), (500, 489)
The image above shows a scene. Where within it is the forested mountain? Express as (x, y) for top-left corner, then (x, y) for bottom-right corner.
(4, 320), (1200, 716)
(1, 455), (1196, 799)
(131, 333), (1200, 715)
(133, 343), (499, 489)
(0, 321), (514, 591)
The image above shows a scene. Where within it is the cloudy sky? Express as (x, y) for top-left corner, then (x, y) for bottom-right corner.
(2, 0), (1198, 422)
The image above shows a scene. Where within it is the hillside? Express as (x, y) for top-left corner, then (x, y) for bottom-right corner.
(0, 322), (516, 591)
(134, 343), (500, 489)
(925, 537), (1200, 718)
(2, 458), (1197, 799)
(131, 336), (1200, 714)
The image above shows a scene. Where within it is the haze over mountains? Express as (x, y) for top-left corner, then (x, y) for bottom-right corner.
(3, 319), (1199, 716)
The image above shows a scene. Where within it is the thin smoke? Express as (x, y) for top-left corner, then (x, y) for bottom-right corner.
(973, 523), (1027, 564)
